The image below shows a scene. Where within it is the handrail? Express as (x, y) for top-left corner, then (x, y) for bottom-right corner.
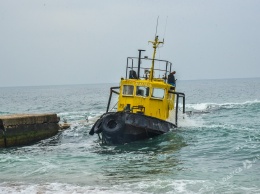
(126, 59), (172, 81)
(106, 87), (120, 113)
(168, 91), (185, 127)
(127, 57), (170, 63)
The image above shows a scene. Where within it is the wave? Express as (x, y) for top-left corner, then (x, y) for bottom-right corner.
(1, 179), (259, 194)
(168, 100), (260, 129)
(168, 111), (205, 128)
(185, 99), (260, 112)
(0, 180), (206, 194)
(57, 110), (105, 126)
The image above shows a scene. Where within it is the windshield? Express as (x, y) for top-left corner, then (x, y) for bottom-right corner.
(122, 85), (134, 95)
(152, 88), (165, 99)
(136, 86), (150, 97)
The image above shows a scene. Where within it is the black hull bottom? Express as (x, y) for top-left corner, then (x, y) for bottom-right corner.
(89, 112), (176, 144)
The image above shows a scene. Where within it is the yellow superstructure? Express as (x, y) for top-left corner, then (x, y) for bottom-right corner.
(116, 36), (176, 121)
(117, 79), (175, 120)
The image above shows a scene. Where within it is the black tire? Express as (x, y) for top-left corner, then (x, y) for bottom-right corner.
(93, 119), (103, 133)
(102, 114), (125, 134)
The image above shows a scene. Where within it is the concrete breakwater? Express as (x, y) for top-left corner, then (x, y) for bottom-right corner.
(0, 113), (60, 148)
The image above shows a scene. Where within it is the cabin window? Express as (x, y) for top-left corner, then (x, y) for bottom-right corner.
(122, 85), (134, 95)
(152, 88), (165, 99)
(136, 86), (150, 97)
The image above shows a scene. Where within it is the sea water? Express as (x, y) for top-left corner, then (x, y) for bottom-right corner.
(0, 78), (259, 194)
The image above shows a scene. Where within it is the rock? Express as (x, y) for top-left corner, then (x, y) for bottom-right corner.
(59, 123), (71, 130)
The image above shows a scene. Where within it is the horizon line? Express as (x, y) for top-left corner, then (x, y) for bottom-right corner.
(0, 76), (259, 88)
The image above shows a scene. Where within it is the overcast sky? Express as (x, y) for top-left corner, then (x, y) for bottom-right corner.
(0, 0), (259, 87)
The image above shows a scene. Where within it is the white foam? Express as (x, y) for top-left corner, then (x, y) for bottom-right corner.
(186, 103), (212, 111)
(0, 182), (136, 194)
(168, 111), (204, 128)
(186, 99), (260, 112)
(178, 114), (205, 128)
(58, 110), (105, 122)
(0, 180), (206, 194)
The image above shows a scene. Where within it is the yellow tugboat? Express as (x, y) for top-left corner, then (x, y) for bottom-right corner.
(89, 35), (185, 144)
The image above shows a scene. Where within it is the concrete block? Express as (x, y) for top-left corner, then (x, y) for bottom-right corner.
(0, 113), (60, 148)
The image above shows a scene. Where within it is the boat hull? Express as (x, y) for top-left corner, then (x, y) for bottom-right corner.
(89, 112), (176, 144)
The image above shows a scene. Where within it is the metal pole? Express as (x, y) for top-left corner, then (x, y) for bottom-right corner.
(106, 87), (120, 112)
(175, 94), (179, 127)
(126, 58), (129, 79)
(183, 95), (185, 114)
(165, 61), (168, 82)
(106, 88), (113, 113)
(137, 50), (145, 79)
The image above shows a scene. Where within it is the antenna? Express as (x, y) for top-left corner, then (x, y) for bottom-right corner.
(163, 16), (168, 41)
(155, 16), (159, 38)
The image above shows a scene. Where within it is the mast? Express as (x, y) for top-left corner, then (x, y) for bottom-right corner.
(149, 36), (164, 81)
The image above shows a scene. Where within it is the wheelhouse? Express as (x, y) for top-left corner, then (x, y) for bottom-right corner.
(118, 79), (174, 120)
(115, 50), (176, 121)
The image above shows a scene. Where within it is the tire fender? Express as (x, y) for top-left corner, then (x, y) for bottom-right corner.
(102, 114), (125, 134)
(93, 118), (103, 133)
